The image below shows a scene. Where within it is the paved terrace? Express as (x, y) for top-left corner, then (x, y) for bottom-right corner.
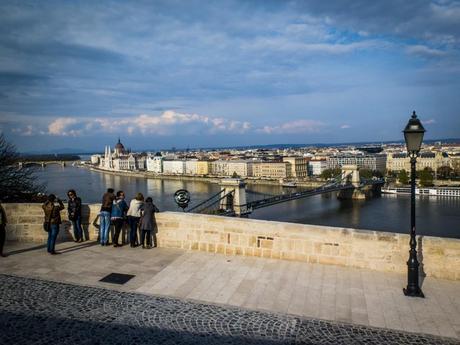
(1, 241), (459, 344)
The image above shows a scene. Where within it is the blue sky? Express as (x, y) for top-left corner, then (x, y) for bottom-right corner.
(1, 0), (459, 152)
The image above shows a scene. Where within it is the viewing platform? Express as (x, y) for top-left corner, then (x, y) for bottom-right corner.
(1, 203), (460, 343)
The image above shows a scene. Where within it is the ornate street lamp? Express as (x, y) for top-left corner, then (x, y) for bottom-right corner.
(402, 111), (425, 298)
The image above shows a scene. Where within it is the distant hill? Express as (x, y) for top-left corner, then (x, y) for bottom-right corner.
(20, 138), (460, 155)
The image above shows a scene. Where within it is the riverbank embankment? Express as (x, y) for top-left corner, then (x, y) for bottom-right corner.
(85, 165), (325, 188)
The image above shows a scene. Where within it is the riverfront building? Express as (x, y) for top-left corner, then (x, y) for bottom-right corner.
(227, 160), (253, 177)
(146, 152), (163, 173)
(252, 162), (290, 179)
(185, 160), (211, 175)
(163, 160), (186, 174)
(386, 151), (450, 172)
(327, 154), (387, 173)
(282, 157), (310, 178)
(308, 159), (328, 176)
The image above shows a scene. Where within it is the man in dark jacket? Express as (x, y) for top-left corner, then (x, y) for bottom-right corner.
(140, 197), (159, 249)
(99, 188), (115, 246)
(0, 201), (7, 257)
(67, 189), (83, 242)
(42, 194), (65, 255)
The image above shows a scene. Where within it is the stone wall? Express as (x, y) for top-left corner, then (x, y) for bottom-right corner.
(3, 203), (460, 280)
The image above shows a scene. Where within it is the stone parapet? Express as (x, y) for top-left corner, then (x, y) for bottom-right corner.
(3, 203), (460, 280)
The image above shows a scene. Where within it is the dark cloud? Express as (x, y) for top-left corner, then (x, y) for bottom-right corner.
(0, 71), (48, 86)
(1, 40), (125, 63)
(293, 0), (460, 46)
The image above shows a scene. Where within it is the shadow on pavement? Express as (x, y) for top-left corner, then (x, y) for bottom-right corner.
(5, 244), (47, 256)
(5, 241), (99, 256)
(56, 241), (99, 254)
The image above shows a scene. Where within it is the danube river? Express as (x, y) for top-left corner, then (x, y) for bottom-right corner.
(35, 165), (460, 239)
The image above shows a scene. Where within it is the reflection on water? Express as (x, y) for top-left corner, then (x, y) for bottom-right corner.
(35, 165), (460, 239)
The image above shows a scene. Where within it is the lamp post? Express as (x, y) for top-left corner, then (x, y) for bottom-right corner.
(402, 111), (425, 298)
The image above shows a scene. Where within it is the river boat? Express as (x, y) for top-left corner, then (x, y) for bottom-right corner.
(281, 182), (297, 188)
(382, 186), (460, 197)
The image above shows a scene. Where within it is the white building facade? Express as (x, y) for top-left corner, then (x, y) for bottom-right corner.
(308, 159), (328, 176)
(163, 160), (186, 174)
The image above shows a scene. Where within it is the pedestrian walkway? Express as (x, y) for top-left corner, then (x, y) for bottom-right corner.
(1, 241), (459, 343)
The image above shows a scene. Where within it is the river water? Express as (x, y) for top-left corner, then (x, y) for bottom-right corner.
(35, 165), (460, 239)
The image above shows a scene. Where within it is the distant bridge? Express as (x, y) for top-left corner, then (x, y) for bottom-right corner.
(188, 165), (384, 216)
(18, 161), (68, 168)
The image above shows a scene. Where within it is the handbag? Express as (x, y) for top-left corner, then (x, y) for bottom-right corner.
(43, 205), (54, 232)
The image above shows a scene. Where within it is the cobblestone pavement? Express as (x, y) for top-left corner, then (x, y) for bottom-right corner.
(1, 274), (458, 345)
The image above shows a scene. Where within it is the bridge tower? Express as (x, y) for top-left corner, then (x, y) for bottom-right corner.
(341, 164), (360, 187)
(219, 178), (247, 216)
(338, 164), (366, 200)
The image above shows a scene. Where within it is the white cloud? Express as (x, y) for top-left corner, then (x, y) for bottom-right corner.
(12, 125), (34, 136)
(43, 111), (253, 137)
(405, 45), (446, 57)
(422, 118), (436, 124)
(257, 119), (324, 134)
(244, 37), (381, 55)
(340, 124), (351, 129)
(15, 111), (327, 138)
(48, 118), (80, 136)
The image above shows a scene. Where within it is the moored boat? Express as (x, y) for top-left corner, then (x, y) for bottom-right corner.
(382, 186), (460, 197)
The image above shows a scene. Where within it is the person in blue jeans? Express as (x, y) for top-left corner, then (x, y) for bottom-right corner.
(99, 188), (115, 246)
(111, 190), (129, 247)
(127, 193), (144, 247)
(67, 189), (83, 242)
(42, 194), (65, 255)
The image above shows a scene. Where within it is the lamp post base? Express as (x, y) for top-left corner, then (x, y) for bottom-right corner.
(403, 287), (424, 298)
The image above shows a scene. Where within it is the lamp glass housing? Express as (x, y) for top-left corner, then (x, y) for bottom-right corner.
(403, 111), (425, 154)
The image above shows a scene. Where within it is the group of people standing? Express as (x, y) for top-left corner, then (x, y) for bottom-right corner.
(39, 188), (159, 255)
(99, 188), (159, 248)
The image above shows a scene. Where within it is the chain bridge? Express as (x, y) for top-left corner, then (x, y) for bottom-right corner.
(187, 165), (384, 217)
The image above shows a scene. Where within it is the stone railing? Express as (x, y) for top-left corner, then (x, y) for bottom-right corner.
(3, 203), (460, 280)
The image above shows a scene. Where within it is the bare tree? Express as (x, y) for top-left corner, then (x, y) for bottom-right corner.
(0, 133), (45, 201)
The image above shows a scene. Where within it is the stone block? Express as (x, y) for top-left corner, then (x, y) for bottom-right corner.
(216, 244), (225, 254)
(208, 243), (216, 253)
(376, 234), (398, 242)
(308, 255), (318, 264)
(318, 255), (344, 266)
(262, 249), (272, 258)
(244, 247), (254, 256)
(271, 250), (281, 259)
(225, 245), (235, 255)
(259, 239), (273, 249)
(248, 236), (257, 247)
(281, 251), (296, 261)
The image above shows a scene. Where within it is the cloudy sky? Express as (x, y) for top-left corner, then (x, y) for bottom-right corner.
(1, 0), (459, 152)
